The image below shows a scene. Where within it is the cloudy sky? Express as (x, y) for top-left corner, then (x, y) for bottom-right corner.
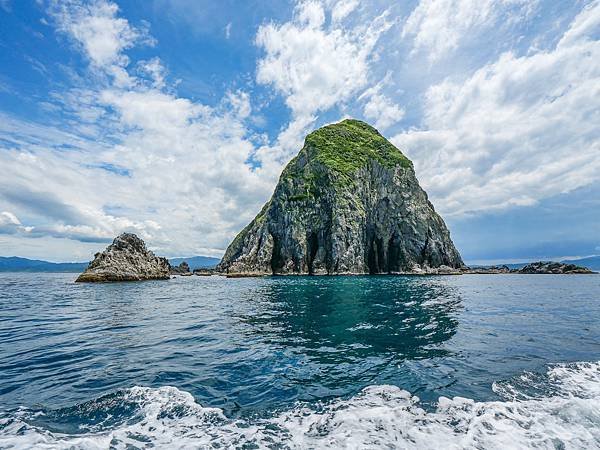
(0, 0), (598, 264)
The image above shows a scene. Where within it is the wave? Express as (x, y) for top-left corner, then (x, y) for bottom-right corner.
(1, 361), (599, 449)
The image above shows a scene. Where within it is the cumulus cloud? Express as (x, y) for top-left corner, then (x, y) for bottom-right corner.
(0, 211), (27, 234)
(0, 0), (274, 257)
(362, 93), (404, 130)
(359, 78), (405, 131)
(256, 1), (389, 117)
(393, 1), (600, 215)
(138, 57), (167, 89)
(255, 0), (392, 162)
(331, 0), (359, 23)
(402, 0), (537, 62)
(2, 0), (598, 261)
(49, 0), (154, 86)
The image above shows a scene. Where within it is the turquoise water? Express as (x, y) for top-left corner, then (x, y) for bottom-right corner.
(0, 273), (599, 448)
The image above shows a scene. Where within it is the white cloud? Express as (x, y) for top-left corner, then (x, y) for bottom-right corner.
(362, 93), (404, 130)
(2, 0), (598, 262)
(393, 1), (600, 216)
(402, 0), (537, 62)
(297, 0), (325, 28)
(50, 0), (154, 85)
(359, 79), (405, 130)
(138, 57), (167, 89)
(0, 0), (275, 258)
(256, 1), (389, 118)
(0, 211), (21, 226)
(557, 0), (600, 48)
(255, 0), (391, 164)
(0, 211), (22, 234)
(331, 0), (359, 23)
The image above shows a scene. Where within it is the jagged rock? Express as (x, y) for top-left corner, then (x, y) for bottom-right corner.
(463, 265), (511, 274)
(218, 119), (464, 276)
(517, 261), (595, 274)
(171, 261), (191, 275)
(76, 233), (171, 282)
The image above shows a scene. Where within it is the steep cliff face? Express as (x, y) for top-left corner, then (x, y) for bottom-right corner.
(76, 233), (171, 282)
(218, 119), (463, 276)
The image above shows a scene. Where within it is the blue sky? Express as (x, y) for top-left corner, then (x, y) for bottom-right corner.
(0, 0), (598, 263)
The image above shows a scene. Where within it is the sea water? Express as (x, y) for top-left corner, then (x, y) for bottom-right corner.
(0, 273), (598, 448)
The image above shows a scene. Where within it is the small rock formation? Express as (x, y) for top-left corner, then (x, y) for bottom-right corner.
(464, 265), (511, 274)
(516, 261), (595, 274)
(193, 268), (216, 276)
(171, 261), (192, 276)
(217, 119), (464, 276)
(76, 233), (171, 282)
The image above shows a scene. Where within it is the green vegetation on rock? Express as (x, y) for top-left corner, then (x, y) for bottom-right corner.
(304, 119), (412, 177)
(217, 118), (463, 276)
(280, 119), (413, 196)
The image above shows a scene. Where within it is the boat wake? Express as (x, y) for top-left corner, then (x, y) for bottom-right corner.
(1, 361), (599, 449)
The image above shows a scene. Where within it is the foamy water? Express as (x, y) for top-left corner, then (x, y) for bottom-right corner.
(2, 361), (599, 449)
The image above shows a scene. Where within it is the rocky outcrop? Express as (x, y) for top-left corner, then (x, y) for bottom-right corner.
(516, 261), (595, 274)
(76, 233), (171, 282)
(463, 265), (512, 274)
(217, 119), (464, 276)
(461, 262), (596, 274)
(171, 261), (192, 275)
(193, 268), (216, 276)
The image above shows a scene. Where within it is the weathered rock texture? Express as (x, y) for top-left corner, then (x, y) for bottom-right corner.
(76, 233), (171, 282)
(517, 261), (595, 274)
(464, 265), (512, 274)
(218, 119), (464, 276)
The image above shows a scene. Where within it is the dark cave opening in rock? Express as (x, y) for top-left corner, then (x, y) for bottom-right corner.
(387, 236), (400, 272)
(270, 235), (284, 274)
(307, 232), (319, 275)
(368, 235), (388, 274)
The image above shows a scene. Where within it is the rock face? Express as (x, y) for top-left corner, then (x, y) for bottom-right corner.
(217, 119), (464, 276)
(517, 261), (595, 274)
(171, 261), (191, 275)
(76, 233), (171, 282)
(465, 265), (512, 274)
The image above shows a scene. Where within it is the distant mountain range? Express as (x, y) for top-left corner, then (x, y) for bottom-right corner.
(168, 256), (221, 270)
(0, 255), (595, 273)
(0, 255), (222, 272)
(474, 256), (600, 271)
(0, 257), (88, 273)
(560, 255), (600, 271)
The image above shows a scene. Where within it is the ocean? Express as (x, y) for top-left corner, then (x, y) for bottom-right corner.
(0, 273), (599, 448)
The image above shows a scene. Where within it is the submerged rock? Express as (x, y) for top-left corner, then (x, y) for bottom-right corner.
(76, 233), (171, 282)
(218, 119), (464, 276)
(516, 261), (595, 274)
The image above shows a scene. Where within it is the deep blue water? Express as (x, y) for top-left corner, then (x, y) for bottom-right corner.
(0, 273), (599, 448)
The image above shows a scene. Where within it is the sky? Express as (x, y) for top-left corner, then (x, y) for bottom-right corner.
(0, 0), (598, 264)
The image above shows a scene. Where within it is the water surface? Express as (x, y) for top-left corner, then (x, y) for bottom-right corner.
(0, 273), (599, 448)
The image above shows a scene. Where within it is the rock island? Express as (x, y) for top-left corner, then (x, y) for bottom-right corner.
(217, 119), (464, 276)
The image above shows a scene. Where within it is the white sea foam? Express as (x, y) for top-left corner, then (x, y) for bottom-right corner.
(1, 362), (599, 449)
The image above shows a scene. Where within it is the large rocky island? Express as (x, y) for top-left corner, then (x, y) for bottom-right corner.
(217, 119), (464, 276)
(76, 233), (170, 282)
